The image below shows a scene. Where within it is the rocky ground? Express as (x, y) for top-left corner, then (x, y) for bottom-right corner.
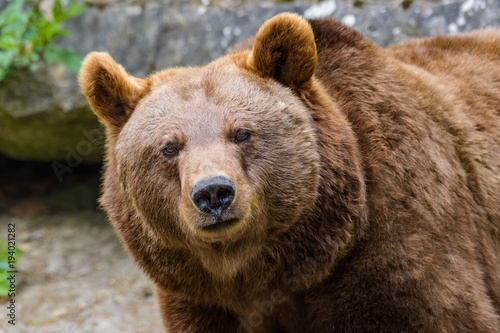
(0, 157), (163, 332)
(0, 212), (163, 333)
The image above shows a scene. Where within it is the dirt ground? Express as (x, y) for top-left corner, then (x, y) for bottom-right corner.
(0, 157), (163, 332)
(0, 212), (163, 333)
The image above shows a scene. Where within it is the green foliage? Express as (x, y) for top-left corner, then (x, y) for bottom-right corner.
(0, 0), (86, 81)
(0, 239), (22, 296)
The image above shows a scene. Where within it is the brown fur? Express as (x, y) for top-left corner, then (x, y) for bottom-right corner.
(79, 13), (500, 332)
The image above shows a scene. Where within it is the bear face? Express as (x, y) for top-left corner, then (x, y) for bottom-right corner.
(112, 61), (321, 276)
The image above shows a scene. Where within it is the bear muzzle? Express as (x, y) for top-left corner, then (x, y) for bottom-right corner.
(190, 176), (240, 232)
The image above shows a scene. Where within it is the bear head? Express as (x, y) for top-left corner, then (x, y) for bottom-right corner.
(79, 13), (365, 284)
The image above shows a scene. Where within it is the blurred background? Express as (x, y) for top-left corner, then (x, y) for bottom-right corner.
(0, 0), (499, 332)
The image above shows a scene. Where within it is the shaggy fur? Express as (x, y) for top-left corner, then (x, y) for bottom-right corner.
(79, 13), (500, 332)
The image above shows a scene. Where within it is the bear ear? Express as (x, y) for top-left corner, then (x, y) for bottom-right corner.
(79, 52), (150, 129)
(247, 13), (318, 90)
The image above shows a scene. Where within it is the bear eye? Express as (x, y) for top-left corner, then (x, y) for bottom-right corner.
(163, 143), (179, 157)
(233, 129), (250, 143)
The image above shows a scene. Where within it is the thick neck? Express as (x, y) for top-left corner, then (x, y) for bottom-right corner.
(266, 78), (368, 289)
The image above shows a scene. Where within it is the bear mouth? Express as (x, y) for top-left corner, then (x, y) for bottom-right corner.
(200, 218), (240, 233)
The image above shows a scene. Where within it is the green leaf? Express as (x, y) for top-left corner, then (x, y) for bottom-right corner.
(30, 17), (56, 42)
(0, 50), (16, 69)
(0, 0), (27, 27)
(57, 48), (82, 72)
(53, 0), (64, 23)
(44, 43), (62, 64)
(1, 19), (29, 36)
(53, 0), (87, 23)
(63, 2), (87, 20)
(0, 260), (9, 271)
(0, 281), (9, 296)
(44, 44), (82, 72)
(52, 26), (72, 39)
(0, 35), (20, 49)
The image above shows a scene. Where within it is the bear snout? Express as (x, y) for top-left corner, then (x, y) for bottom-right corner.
(190, 175), (236, 221)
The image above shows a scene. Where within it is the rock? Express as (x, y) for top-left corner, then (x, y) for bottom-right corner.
(1, 0), (499, 162)
(0, 63), (104, 163)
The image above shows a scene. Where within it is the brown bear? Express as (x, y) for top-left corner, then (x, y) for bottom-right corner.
(79, 13), (500, 332)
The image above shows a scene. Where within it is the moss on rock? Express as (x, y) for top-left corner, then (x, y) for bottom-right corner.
(0, 64), (104, 163)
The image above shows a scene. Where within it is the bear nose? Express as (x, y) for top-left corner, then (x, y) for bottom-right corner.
(190, 176), (235, 216)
